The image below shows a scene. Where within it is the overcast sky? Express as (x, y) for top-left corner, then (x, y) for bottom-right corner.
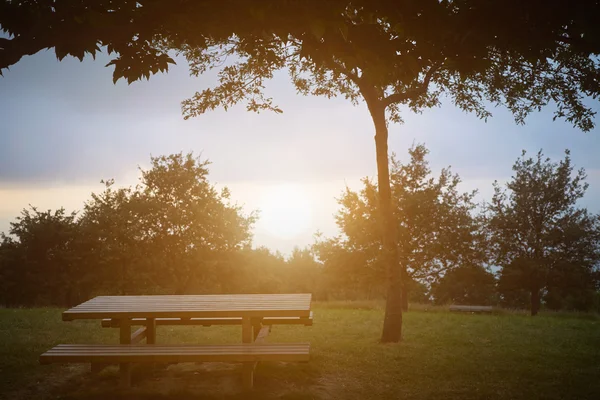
(1, 50), (599, 254)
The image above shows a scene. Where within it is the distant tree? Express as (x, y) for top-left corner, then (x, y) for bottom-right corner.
(80, 180), (150, 295)
(223, 246), (287, 294)
(314, 234), (386, 301)
(496, 261), (532, 310)
(486, 150), (600, 315)
(5, 0), (600, 341)
(284, 247), (323, 296)
(331, 145), (483, 309)
(404, 277), (431, 304)
(0, 207), (82, 306)
(82, 152), (257, 295)
(0, 236), (20, 306)
(137, 153), (256, 294)
(431, 265), (497, 306)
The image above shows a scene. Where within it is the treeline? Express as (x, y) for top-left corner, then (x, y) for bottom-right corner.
(1, 148), (599, 314)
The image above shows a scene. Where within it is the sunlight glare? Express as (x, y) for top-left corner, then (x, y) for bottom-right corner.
(259, 184), (313, 240)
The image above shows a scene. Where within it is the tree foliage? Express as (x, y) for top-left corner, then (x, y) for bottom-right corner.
(486, 150), (600, 315)
(316, 144), (483, 307)
(3, 1), (600, 131)
(0, 207), (83, 306)
(0, 152), (258, 305)
(1, 148), (599, 314)
(431, 265), (497, 306)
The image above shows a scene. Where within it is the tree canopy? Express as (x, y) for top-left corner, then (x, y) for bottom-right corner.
(0, 152), (257, 305)
(3, 1), (600, 130)
(486, 150), (600, 315)
(316, 144), (483, 308)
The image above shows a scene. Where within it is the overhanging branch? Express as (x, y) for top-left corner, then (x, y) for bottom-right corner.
(382, 61), (444, 108)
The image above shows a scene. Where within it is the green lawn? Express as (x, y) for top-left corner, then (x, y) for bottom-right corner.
(1, 303), (600, 400)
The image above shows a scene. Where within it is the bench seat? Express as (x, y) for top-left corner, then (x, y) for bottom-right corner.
(39, 343), (310, 364)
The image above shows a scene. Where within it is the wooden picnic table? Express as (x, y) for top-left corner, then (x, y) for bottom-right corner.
(41, 293), (313, 390)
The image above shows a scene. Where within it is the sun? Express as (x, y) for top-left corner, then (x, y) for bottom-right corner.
(259, 184), (313, 240)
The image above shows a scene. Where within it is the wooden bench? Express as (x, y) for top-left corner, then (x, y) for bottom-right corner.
(40, 343), (310, 387)
(100, 312), (314, 328)
(449, 305), (494, 313)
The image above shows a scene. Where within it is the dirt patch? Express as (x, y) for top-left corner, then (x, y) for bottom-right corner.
(5, 362), (324, 400)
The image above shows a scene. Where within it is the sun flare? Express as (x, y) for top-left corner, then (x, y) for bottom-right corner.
(259, 184), (312, 240)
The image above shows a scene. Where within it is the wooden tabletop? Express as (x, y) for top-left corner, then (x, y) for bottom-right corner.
(62, 294), (312, 321)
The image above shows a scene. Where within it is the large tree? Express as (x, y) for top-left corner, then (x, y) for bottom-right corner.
(329, 144), (482, 309)
(136, 153), (256, 294)
(81, 152), (257, 295)
(486, 150), (600, 315)
(3, 1), (600, 341)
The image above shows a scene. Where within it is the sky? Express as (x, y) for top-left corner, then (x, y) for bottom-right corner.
(1, 50), (600, 254)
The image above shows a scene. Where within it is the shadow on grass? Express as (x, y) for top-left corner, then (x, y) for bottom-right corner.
(45, 361), (323, 400)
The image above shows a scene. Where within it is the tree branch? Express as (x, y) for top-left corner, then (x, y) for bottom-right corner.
(327, 58), (361, 86)
(382, 61), (444, 108)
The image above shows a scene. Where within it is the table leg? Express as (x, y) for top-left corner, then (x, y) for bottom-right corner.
(146, 318), (156, 344)
(119, 318), (131, 388)
(241, 317), (253, 390)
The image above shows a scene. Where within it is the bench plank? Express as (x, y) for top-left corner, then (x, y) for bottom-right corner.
(39, 343), (310, 364)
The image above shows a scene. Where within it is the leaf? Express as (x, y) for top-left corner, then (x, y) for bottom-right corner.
(54, 46), (68, 61)
(112, 69), (121, 85)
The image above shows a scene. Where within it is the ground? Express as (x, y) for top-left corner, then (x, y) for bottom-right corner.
(1, 302), (600, 400)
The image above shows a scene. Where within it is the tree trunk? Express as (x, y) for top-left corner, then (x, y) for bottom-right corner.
(367, 102), (403, 343)
(530, 287), (541, 316)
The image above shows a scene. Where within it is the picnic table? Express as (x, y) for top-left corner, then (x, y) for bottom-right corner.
(40, 293), (313, 390)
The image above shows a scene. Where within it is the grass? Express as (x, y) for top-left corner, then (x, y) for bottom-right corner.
(1, 304), (600, 399)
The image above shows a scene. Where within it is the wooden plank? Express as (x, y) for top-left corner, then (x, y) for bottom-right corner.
(64, 309), (311, 321)
(62, 294), (312, 321)
(39, 343), (311, 364)
(101, 312), (313, 328)
(130, 327), (147, 344)
(449, 305), (493, 313)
